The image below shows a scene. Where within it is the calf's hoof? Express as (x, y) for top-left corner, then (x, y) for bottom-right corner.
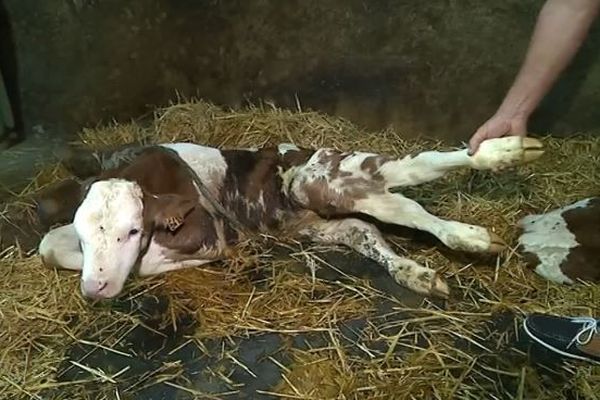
(520, 137), (545, 162)
(443, 224), (507, 254)
(470, 136), (544, 171)
(400, 269), (450, 300)
(430, 275), (450, 299)
(488, 232), (507, 254)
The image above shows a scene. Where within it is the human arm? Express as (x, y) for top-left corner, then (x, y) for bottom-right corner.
(468, 0), (600, 154)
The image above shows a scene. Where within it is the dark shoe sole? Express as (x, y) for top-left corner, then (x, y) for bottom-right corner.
(523, 318), (600, 365)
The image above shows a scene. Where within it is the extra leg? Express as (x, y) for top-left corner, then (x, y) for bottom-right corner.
(299, 217), (450, 298)
(138, 258), (215, 276)
(138, 238), (217, 276)
(353, 193), (506, 253)
(38, 224), (83, 271)
(378, 136), (544, 187)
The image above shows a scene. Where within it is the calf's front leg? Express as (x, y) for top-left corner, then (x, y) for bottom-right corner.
(138, 257), (215, 276)
(38, 224), (83, 271)
(39, 225), (215, 277)
(298, 217), (450, 299)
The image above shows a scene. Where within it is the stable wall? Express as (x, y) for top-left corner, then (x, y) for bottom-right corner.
(3, 0), (600, 143)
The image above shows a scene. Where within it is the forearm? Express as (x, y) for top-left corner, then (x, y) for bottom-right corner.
(498, 0), (600, 118)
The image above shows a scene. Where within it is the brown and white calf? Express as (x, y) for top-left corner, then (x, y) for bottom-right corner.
(38, 137), (544, 300)
(518, 197), (600, 284)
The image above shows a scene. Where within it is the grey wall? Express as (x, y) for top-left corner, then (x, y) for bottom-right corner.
(3, 0), (600, 144)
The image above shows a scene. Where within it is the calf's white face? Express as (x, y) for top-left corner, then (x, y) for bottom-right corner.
(74, 179), (145, 299)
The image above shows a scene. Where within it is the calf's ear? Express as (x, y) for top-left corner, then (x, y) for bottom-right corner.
(34, 177), (97, 228)
(144, 194), (196, 232)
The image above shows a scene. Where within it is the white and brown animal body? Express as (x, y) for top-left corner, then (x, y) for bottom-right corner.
(518, 197), (600, 284)
(38, 137), (544, 300)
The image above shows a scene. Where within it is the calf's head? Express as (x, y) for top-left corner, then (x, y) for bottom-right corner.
(74, 178), (196, 299)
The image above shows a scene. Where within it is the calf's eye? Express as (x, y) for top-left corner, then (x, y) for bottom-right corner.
(129, 229), (140, 236)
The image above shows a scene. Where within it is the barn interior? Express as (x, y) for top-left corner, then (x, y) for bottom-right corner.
(0, 1), (599, 399)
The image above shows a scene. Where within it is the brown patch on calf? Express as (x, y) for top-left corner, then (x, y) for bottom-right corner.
(291, 149), (392, 217)
(560, 247), (600, 282)
(301, 184), (354, 216)
(34, 178), (85, 229)
(153, 206), (223, 255)
(99, 146), (223, 256)
(100, 147), (198, 196)
(219, 148), (313, 231)
(519, 249), (541, 272)
(360, 155), (392, 180)
(317, 149), (344, 171)
(559, 198), (600, 282)
(280, 147), (314, 169)
(144, 194), (197, 232)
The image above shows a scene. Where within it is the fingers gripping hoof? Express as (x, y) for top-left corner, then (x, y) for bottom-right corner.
(470, 136), (544, 171)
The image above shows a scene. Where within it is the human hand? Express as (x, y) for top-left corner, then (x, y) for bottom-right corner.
(468, 112), (528, 155)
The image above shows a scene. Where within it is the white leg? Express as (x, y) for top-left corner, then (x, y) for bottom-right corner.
(38, 224), (83, 271)
(354, 193), (506, 253)
(299, 217), (450, 298)
(138, 259), (215, 277)
(138, 239), (216, 276)
(379, 136), (544, 187)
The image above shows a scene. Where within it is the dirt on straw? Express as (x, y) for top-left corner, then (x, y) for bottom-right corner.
(1, 99), (599, 399)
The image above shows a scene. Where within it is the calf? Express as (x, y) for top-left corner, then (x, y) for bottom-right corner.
(518, 197), (600, 284)
(39, 137), (544, 300)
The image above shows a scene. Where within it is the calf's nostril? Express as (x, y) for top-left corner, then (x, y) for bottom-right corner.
(81, 279), (107, 299)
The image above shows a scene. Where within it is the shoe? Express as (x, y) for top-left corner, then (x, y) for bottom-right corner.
(523, 313), (600, 364)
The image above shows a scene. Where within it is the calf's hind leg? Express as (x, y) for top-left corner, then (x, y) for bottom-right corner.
(299, 217), (449, 298)
(353, 193), (506, 253)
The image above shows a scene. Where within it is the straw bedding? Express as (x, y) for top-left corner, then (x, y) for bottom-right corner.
(0, 100), (598, 399)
